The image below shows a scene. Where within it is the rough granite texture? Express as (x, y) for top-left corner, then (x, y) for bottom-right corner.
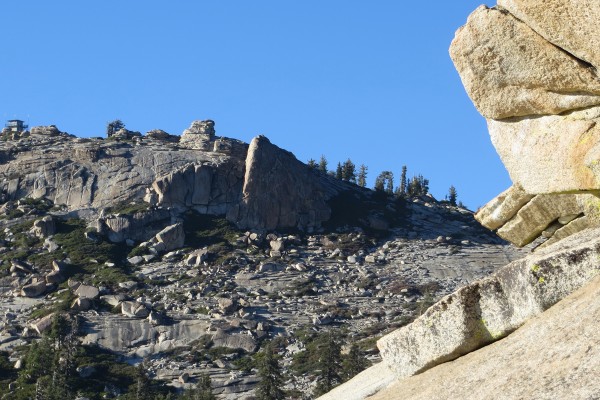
(498, 0), (600, 70)
(369, 274), (600, 400)
(488, 106), (600, 194)
(449, 5), (600, 120)
(377, 227), (600, 379)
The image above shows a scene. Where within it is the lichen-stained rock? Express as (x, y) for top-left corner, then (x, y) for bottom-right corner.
(230, 136), (339, 231)
(369, 274), (600, 400)
(449, 6), (600, 120)
(377, 227), (600, 379)
(475, 185), (533, 231)
(496, 194), (592, 247)
(488, 106), (600, 194)
(498, 0), (600, 71)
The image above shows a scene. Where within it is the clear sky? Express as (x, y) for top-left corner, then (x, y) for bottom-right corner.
(1, 1), (508, 210)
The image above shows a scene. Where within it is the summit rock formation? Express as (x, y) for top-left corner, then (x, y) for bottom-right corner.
(0, 121), (365, 238)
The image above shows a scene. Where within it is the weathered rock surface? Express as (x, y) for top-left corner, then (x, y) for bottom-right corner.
(81, 314), (210, 356)
(369, 274), (600, 400)
(317, 362), (396, 400)
(496, 193), (591, 247)
(474, 185), (533, 231)
(476, 188), (600, 247)
(498, 0), (600, 71)
(450, 5), (600, 120)
(488, 106), (600, 194)
(377, 227), (600, 379)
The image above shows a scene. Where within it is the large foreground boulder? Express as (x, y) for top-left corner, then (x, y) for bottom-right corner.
(449, 5), (600, 120)
(369, 274), (600, 400)
(377, 227), (600, 379)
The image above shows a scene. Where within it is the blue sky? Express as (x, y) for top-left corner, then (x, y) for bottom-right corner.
(1, 1), (508, 210)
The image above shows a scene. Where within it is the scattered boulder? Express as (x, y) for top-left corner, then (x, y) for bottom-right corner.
(121, 301), (150, 318)
(127, 256), (144, 266)
(71, 297), (93, 312)
(30, 313), (55, 335)
(75, 284), (100, 300)
(45, 270), (65, 284)
(31, 216), (55, 238)
(218, 298), (237, 315)
(185, 248), (209, 267)
(10, 260), (33, 275)
(21, 281), (47, 297)
(155, 223), (185, 252)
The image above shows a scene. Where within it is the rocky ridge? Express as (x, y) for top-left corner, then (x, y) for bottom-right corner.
(0, 119), (525, 398)
(0, 121), (359, 234)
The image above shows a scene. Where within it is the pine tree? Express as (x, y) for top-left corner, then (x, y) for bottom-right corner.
(134, 362), (151, 400)
(407, 174), (429, 197)
(341, 159), (356, 183)
(374, 175), (385, 191)
(357, 164), (368, 187)
(385, 171), (394, 195)
(342, 344), (370, 381)
(335, 162), (343, 180)
(313, 332), (343, 396)
(399, 165), (407, 197)
(106, 119), (125, 137)
(448, 185), (458, 206)
(307, 159), (318, 169)
(318, 155), (328, 174)
(256, 343), (285, 400)
(189, 373), (215, 400)
(374, 171), (394, 194)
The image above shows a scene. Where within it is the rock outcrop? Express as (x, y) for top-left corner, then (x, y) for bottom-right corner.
(368, 274), (600, 400)
(0, 120), (367, 234)
(377, 227), (600, 378)
(227, 136), (347, 231)
(450, 2), (600, 248)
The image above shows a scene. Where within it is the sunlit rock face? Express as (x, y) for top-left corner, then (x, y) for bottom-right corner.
(450, 2), (600, 247)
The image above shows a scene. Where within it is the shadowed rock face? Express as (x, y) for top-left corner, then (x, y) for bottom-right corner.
(450, 3), (600, 247)
(227, 135), (349, 231)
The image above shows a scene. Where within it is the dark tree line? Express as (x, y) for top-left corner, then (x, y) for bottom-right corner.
(308, 156), (462, 206)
